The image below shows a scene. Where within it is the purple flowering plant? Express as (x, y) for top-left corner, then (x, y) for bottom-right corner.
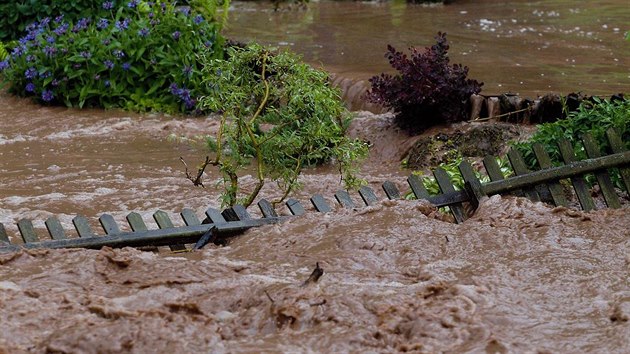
(0, 1), (225, 112)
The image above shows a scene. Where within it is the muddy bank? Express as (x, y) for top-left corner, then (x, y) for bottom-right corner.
(1, 196), (628, 352)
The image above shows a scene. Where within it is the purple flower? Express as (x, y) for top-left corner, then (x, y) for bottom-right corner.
(72, 18), (90, 33)
(184, 98), (196, 110)
(104, 80), (111, 88)
(178, 7), (190, 17)
(52, 79), (60, 87)
(113, 50), (125, 58)
(172, 31), (181, 41)
(127, 0), (139, 8)
(104, 60), (115, 70)
(169, 83), (179, 94)
(0, 60), (9, 72)
(138, 28), (150, 37)
(94, 74), (101, 80)
(122, 62), (131, 71)
(25, 83), (36, 93)
(26, 55), (35, 62)
(97, 18), (109, 30)
(73, 63), (82, 69)
(53, 23), (69, 35)
(54, 15), (64, 23)
(41, 90), (54, 102)
(46, 35), (55, 44)
(194, 15), (204, 25)
(11, 46), (25, 57)
(39, 71), (51, 79)
(116, 18), (130, 31)
(25, 67), (37, 79)
(204, 40), (213, 48)
(80, 51), (92, 59)
(148, 12), (155, 19)
(40, 17), (51, 27)
(103, 1), (114, 10)
(102, 38), (111, 46)
(182, 65), (192, 77)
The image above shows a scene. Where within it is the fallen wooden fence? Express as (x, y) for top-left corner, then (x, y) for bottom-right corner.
(1, 128), (628, 253)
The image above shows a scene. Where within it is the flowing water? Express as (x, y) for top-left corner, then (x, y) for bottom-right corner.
(225, 0), (630, 109)
(1, 0), (630, 352)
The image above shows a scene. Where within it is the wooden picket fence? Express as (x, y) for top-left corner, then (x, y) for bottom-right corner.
(1, 128), (628, 253)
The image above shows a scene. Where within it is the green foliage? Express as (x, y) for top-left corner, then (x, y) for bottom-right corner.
(198, 44), (368, 207)
(0, 0), (103, 42)
(0, 42), (7, 61)
(514, 98), (630, 166)
(0, 1), (225, 113)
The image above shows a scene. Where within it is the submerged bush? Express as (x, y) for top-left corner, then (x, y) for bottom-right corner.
(0, 1), (225, 113)
(194, 44), (368, 207)
(366, 32), (482, 134)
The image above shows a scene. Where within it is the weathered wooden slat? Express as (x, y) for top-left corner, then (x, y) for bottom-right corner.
(433, 168), (466, 223)
(181, 208), (201, 226)
(507, 149), (541, 202)
(126, 212), (148, 231)
(334, 190), (355, 209)
(17, 219), (39, 243)
(194, 208), (225, 250)
(557, 139), (596, 211)
(483, 156), (505, 182)
(222, 205), (251, 221)
(382, 181), (401, 200)
(0, 223), (9, 243)
(359, 186), (378, 206)
(606, 128), (630, 194)
(532, 143), (569, 207)
(407, 174), (430, 200)
(582, 134), (621, 209)
(258, 199), (278, 218)
(286, 198), (305, 216)
(311, 194), (332, 213)
(0, 223), (215, 253)
(213, 216), (287, 234)
(205, 207), (227, 224)
(73, 216), (95, 238)
(99, 214), (121, 235)
(459, 161), (485, 209)
(154, 210), (187, 252)
(45, 217), (67, 240)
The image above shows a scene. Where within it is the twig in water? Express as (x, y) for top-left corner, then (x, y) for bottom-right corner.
(181, 156), (211, 187)
(302, 262), (324, 287)
(264, 290), (275, 304)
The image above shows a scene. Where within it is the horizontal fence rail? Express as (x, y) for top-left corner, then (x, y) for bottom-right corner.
(1, 128), (628, 253)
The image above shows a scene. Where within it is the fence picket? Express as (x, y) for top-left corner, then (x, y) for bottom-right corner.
(311, 194), (332, 212)
(335, 190), (355, 209)
(582, 134), (621, 209)
(606, 128), (630, 194)
(382, 181), (401, 200)
(45, 217), (67, 240)
(532, 143), (568, 207)
(73, 216), (95, 238)
(558, 139), (596, 211)
(154, 210), (187, 252)
(433, 168), (466, 223)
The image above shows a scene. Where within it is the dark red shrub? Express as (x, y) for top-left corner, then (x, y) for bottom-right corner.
(366, 32), (483, 134)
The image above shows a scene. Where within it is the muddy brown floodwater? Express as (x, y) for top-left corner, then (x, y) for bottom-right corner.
(1, 0), (630, 352)
(225, 0), (630, 110)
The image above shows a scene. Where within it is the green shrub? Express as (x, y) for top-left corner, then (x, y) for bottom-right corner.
(514, 97), (630, 188)
(195, 44), (368, 207)
(0, 0), (103, 42)
(0, 1), (225, 113)
(515, 98), (630, 165)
